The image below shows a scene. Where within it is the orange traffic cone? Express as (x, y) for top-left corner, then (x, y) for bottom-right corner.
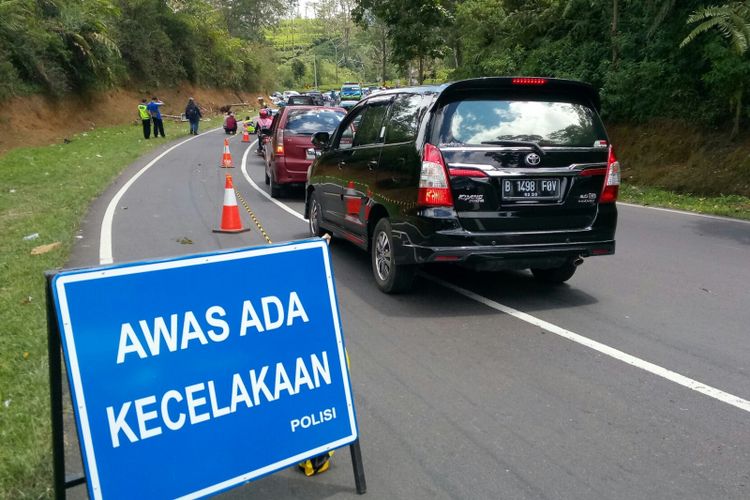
(221, 139), (233, 168)
(242, 129), (250, 143)
(213, 175), (250, 233)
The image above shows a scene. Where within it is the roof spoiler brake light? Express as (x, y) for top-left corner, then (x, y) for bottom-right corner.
(512, 78), (547, 86)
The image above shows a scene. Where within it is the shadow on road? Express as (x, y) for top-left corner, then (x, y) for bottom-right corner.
(689, 218), (750, 245)
(326, 238), (599, 319)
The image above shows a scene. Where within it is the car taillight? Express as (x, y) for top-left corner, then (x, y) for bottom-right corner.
(512, 77), (547, 85)
(600, 146), (620, 203)
(276, 129), (284, 155)
(418, 143), (453, 207)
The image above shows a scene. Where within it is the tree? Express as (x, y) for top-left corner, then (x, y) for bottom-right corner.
(213, 0), (288, 39)
(355, 0), (452, 84)
(291, 59), (306, 81)
(681, 2), (750, 138)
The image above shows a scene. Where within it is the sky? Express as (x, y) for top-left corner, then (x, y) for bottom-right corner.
(295, 0), (317, 18)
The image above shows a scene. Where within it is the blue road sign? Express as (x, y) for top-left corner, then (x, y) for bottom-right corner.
(52, 239), (358, 499)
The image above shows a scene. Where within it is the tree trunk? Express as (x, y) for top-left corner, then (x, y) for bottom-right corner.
(418, 56), (424, 85)
(611, 0), (619, 69)
(334, 43), (339, 82)
(731, 86), (742, 140)
(381, 28), (387, 85)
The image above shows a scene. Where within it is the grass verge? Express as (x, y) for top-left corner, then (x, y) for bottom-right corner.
(620, 183), (750, 221)
(0, 120), (190, 498)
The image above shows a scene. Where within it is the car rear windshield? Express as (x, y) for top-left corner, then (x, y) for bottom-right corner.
(284, 109), (346, 135)
(436, 97), (606, 147)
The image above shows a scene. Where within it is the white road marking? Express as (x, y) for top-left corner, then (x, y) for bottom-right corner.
(619, 202), (750, 224)
(239, 140), (306, 222)
(424, 274), (750, 414)
(99, 128), (221, 264)
(193, 147), (750, 414)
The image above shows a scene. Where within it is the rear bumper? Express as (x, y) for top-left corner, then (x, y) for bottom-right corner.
(273, 159), (309, 185)
(390, 209), (617, 270)
(402, 238), (614, 270)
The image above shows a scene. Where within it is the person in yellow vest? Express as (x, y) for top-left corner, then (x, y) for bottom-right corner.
(138, 98), (151, 139)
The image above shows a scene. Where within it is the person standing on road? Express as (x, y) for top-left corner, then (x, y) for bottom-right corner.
(148, 96), (165, 138)
(185, 97), (202, 135)
(138, 98), (151, 139)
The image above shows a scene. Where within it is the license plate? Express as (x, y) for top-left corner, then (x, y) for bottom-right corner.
(502, 178), (561, 201)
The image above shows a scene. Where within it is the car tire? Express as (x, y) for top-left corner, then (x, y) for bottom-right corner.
(531, 261), (577, 284)
(270, 175), (282, 198)
(308, 191), (326, 237)
(371, 218), (415, 294)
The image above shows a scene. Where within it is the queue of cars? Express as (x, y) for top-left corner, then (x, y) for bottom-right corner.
(259, 77), (619, 293)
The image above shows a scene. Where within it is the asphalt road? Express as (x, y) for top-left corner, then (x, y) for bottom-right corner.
(64, 128), (750, 499)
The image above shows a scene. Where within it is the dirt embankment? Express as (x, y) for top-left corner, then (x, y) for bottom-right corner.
(609, 120), (750, 198)
(0, 85), (266, 154)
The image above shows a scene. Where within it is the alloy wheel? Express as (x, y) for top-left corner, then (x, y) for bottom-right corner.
(375, 231), (392, 281)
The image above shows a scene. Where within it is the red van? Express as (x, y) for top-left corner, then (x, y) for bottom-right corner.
(264, 106), (346, 198)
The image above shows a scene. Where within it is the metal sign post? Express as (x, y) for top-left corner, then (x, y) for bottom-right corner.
(46, 239), (366, 498)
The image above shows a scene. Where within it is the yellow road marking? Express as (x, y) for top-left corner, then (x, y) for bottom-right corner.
(234, 188), (273, 244)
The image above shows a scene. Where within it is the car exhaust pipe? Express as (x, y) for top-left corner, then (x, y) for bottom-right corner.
(573, 256), (584, 267)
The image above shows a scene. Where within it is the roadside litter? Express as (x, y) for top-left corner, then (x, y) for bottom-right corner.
(31, 242), (61, 255)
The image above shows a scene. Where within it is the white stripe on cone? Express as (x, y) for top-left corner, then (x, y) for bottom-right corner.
(224, 187), (238, 206)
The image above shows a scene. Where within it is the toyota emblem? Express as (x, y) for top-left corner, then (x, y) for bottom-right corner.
(525, 153), (541, 166)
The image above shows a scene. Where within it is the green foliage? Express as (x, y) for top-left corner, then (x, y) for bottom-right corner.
(0, 0), (275, 100)
(356, 0), (452, 83)
(681, 1), (750, 137)
(291, 59), (306, 81)
(350, 0), (750, 133)
(0, 121), (189, 498)
(682, 2), (750, 54)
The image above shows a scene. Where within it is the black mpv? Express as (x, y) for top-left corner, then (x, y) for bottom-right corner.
(305, 77), (618, 293)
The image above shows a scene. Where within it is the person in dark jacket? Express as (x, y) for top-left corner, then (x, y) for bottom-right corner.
(185, 98), (202, 135)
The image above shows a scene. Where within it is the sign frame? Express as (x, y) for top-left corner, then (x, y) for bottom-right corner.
(46, 238), (367, 498)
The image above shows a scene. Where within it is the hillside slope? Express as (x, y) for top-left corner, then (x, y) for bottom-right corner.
(0, 85), (259, 154)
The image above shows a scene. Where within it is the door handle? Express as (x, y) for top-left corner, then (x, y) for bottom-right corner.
(338, 161), (346, 170)
(367, 160), (377, 171)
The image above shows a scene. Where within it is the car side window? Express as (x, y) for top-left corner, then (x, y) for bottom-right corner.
(385, 94), (424, 144)
(352, 103), (389, 147)
(270, 113), (280, 132)
(337, 108), (365, 150)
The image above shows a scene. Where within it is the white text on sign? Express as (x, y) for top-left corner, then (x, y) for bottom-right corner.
(106, 351), (332, 448)
(116, 292), (310, 364)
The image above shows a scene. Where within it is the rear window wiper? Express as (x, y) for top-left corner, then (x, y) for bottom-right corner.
(480, 140), (546, 156)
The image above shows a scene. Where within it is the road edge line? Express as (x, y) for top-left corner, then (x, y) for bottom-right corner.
(99, 128), (221, 264)
(423, 274), (750, 414)
(619, 202), (750, 224)
(239, 140), (306, 222)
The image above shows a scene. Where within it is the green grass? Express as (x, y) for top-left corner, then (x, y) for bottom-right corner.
(620, 183), (750, 220)
(0, 121), (188, 499)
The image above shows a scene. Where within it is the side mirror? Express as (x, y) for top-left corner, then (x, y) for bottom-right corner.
(312, 131), (331, 150)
